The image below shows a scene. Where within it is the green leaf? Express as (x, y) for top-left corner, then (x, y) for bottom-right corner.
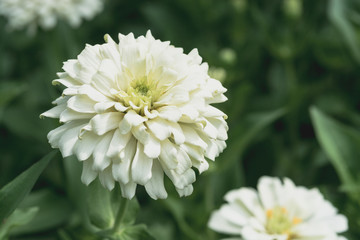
(329, 0), (360, 63)
(10, 190), (73, 235)
(310, 106), (360, 198)
(87, 179), (114, 229)
(0, 151), (57, 222)
(0, 207), (38, 240)
(114, 224), (155, 240)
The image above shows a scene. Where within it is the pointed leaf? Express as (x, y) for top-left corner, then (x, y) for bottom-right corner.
(329, 0), (360, 63)
(310, 106), (360, 194)
(0, 151), (57, 222)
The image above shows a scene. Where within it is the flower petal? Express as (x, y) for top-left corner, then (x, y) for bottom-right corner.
(208, 210), (242, 235)
(176, 185), (193, 197)
(225, 188), (265, 223)
(131, 123), (161, 158)
(146, 118), (171, 141)
(181, 125), (207, 150)
(120, 181), (137, 199)
(157, 106), (182, 122)
(257, 176), (283, 210)
(67, 95), (96, 113)
(90, 112), (123, 135)
(119, 110), (147, 134)
(78, 44), (101, 71)
(40, 104), (66, 119)
(99, 167), (115, 190)
(58, 123), (86, 157)
(94, 101), (116, 113)
(62, 60), (82, 80)
(107, 129), (132, 158)
(174, 147), (192, 175)
(92, 132), (113, 171)
(81, 159), (98, 185)
(112, 137), (137, 184)
(162, 167), (195, 190)
(168, 122), (185, 144)
(144, 160), (167, 199)
(131, 142), (153, 185)
(159, 139), (178, 170)
(78, 84), (110, 102)
(60, 109), (95, 123)
(74, 131), (100, 161)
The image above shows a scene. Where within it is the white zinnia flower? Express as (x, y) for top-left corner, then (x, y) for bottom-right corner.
(41, 30), (228, 200)
(0, 0), (104, 33)
(208, 176), (348, 240)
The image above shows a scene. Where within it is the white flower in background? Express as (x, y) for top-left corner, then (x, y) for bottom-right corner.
(0, 0), (104, 33)
(208, 176), (348, 240)
(41, 30), (228, 200)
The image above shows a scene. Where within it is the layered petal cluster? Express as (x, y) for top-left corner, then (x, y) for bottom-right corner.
(42, 31), (228, 199)
(208, 176), (348, 240)
(0, 0), (104, 32)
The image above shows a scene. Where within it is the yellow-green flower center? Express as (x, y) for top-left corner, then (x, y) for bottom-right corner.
(134, 82), (151, 96)
(265, 206), (301, 239)
(115, 76), (167, 115)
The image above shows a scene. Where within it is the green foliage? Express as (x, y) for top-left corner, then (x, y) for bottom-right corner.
(311, 107), (360, 197)
(0, 207), (38, 240)
(0, 151), (56, 222)
(86, 179), (115, 229)
(113, 224), (156, 240)
(0, 82), (26, 110)
(311, 107), (360, 237)
(11, 190), (73, 235)
(329, 0), (360, 63)
(1, 0), (360, 239)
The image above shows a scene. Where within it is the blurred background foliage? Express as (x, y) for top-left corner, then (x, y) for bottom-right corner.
(1, 0), (360, 239)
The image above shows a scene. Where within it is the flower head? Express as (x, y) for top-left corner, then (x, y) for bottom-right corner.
(0, 0), (104, 32)
(208, 176), (348, 240)
(41, 30), (228, 199)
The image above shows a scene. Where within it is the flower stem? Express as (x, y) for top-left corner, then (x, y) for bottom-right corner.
(112, 198), (129, 234)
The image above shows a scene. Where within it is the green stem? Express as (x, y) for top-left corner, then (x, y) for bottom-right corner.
(112, 198), (129, 234)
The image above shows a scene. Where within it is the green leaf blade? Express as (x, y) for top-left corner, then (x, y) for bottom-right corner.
(310, 106), (360, 190)
(0, 151), (57, 222)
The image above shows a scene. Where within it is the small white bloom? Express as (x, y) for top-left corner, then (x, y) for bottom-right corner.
(0, 0), (104, 32)
(208, 176), (348, 240)
(42, 30), (228, 199)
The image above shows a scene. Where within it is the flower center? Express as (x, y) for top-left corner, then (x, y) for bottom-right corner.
(134, 82), (151, 96)
(114, 76), (166, 115)
(265, 206), (301, 239)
